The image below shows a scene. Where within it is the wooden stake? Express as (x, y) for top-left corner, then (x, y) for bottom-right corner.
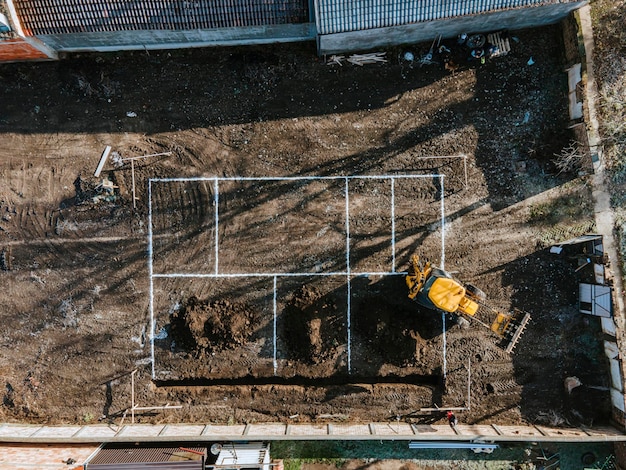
(121, 151), (172, 162)
(463, 154), (468, 189)
(117, 409), (128, 429)
(128, 368), (181, 424)
(131, 369), (136, 424)
(131, 159), (136, 210)
(467, 357), (471, 410)
(419, 406), (469, 412)
(179, 447), (206, 456)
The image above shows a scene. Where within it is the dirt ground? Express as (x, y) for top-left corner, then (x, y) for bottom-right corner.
(0, 25), (611, 428)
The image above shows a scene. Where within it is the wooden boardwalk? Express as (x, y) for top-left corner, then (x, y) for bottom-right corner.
(0, 422), (624, 444)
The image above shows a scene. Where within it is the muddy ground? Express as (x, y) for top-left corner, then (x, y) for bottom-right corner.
(0, 26), (611, 427)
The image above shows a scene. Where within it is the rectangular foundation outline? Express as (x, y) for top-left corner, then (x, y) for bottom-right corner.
(148, 174), (448, 378)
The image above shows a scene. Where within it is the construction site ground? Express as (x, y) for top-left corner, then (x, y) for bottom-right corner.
(0, 25), (612, 429)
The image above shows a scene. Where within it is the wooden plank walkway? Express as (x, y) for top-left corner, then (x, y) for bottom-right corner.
(0, 422), (624, 443)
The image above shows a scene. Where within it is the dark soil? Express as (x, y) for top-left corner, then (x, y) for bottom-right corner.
(0, 24), (611, 428)
(170, 296), (258, 352)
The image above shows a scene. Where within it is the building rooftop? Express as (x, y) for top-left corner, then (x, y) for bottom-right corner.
(10, 0), (309, 36)
(314, 0), (579, 34)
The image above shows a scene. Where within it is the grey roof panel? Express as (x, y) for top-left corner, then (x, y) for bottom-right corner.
(314, 0), (574, 34)
(13, 0), (309, 36)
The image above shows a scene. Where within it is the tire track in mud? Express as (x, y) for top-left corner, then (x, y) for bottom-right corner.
(151, 179), (214, 274)
(444, 326), (524, 411)
(2, 196), (139, 270)
(151, 180), (212, 235)
(147, 133), (226, 172)
(3, 234), (140, 272)
(3, 206), (64, 270)
(17, 206), (43, 239)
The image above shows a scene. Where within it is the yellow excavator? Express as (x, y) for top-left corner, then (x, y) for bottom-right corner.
(406, 254), (530, 353)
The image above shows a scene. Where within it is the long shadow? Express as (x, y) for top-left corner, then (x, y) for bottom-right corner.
(1, 27), (573, 211)
(0, 43), (434, 134)
(155, 373), (440, 387)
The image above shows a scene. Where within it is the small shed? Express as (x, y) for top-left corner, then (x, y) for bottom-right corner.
(550, 234), (604, 258)
(579, 283), (613, 318)
(211, 442), (271, 470)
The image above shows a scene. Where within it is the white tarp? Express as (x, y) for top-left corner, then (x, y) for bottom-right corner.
(602, 316), (617, 336)
(579, 283), (612, 317)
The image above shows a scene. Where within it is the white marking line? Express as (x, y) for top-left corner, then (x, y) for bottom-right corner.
(439, 175), (447, 380)
(345, 177), (351, 373)
(148, 180), (155, 378)
(345, 177), (351, 274)
(442, 312), (447, 380)
(440, 175), (446, 268)
(3, 235), (136, 247)
(347, 274), (352, 374)
(153, 272), (407, 278)
(273, 275), (278, 376)
(151, 174), (443, 183)
(391, 177), (396, 273)
(214, 178), (219, 275)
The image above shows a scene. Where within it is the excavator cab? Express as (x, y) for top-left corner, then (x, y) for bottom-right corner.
(427, 276), (479, 316)
(407, 256), (478, 315)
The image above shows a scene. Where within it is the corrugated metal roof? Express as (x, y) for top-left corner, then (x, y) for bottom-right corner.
(88, 463), (203, 470)
(314, 0), (575, 34)
(11, 0), (309, 36)
(89, 445), (205, 464)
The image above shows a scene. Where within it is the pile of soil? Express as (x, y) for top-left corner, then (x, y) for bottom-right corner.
(283, 285), (343, 364)
(353, 297), (421, 366)
(170, 296), (257, 353)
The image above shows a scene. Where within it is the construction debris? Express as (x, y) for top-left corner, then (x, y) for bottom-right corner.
(94, 145), (112, 177)
(327, 52), (387, 67)
(564, 376), (583, 394)
(347, 52), (387, 66)
(326, 55), (345, 66)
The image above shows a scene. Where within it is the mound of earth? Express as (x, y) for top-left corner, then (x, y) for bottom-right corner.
(284, 285), (344, 364)
(170, 296), (257, 352)
(353, 297), (423, 366)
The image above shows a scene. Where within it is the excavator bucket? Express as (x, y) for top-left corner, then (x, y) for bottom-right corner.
(490, 309), (531, 353)
(406, 255), (431, 300)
